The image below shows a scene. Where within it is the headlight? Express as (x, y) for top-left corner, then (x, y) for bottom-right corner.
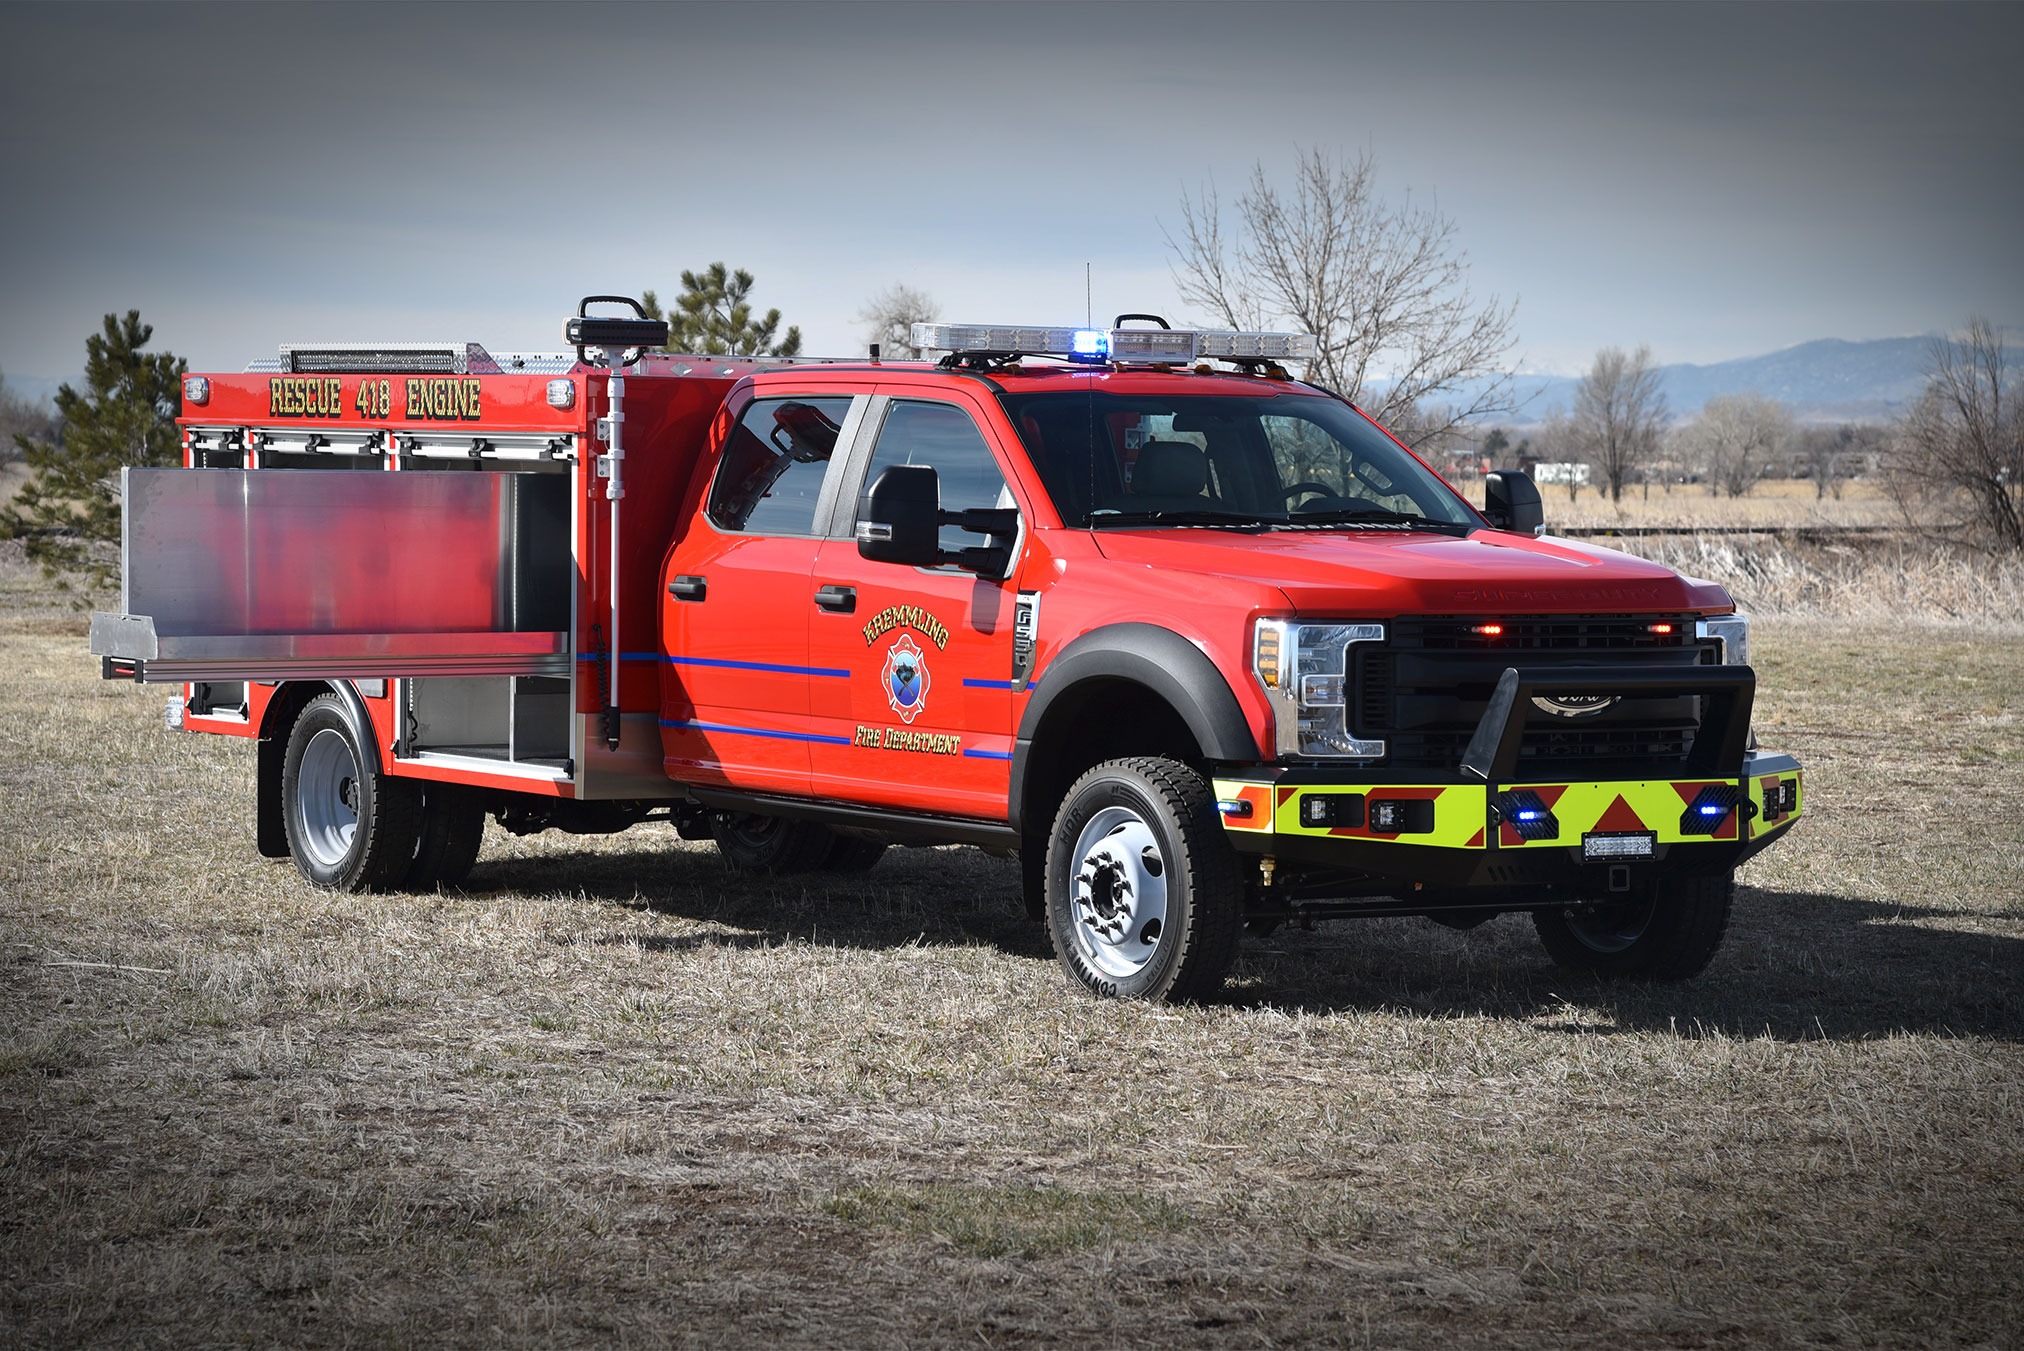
(1254, 619), (1387, 759)
(1696, 614), (1750, 667)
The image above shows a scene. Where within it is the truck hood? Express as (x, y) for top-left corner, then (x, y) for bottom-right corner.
(1087, 527), (1731, 615)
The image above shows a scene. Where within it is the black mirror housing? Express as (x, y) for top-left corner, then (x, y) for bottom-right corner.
(856, 465), (942, 567)
(1483, 470), (1544, 535)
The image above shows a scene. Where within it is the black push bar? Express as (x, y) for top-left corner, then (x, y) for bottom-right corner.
(1458, 664), (1756, 783)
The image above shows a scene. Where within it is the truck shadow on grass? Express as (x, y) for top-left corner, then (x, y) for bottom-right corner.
(469, 850), (2021, 1044)
(1234, 887), (2024, 1044)
(466, 843), (1054, 961)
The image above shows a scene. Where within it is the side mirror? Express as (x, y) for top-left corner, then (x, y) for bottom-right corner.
(857, 464), (1022, 576)
(1483, 470), (1544, 535)
(856, 465), (942, 568)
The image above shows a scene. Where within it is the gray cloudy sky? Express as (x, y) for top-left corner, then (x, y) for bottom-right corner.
(2, 1), (2019, 389)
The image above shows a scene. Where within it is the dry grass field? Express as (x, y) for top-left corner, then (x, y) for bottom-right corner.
(1452, 476), (1901, 531)
(2, 545), (2020, 1348)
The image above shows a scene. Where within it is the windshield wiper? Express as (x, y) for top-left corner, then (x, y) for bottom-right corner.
(1282, 506), (1473, 535)
(1085, 510), (1276, 531)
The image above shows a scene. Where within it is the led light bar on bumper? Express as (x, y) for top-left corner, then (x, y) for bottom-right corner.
(1254, 620), (1386, 759)
(911, 322), (1317, 366)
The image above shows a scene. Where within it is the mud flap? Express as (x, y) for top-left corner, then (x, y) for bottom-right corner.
(257, 728), (289, 858)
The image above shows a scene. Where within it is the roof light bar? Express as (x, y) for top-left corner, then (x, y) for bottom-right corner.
(913, 324), (1108, 361)
(1194, 331), (1316, 361)
(912, 322), (1316, 366)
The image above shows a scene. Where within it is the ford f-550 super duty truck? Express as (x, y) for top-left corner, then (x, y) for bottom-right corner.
(89, 300), (1802, 1001)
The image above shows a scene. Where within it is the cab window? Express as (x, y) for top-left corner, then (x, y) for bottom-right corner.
(862, 400), (1015, 553)
(707, 396), (853, 535)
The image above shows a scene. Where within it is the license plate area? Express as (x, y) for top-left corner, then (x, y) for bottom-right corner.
(1583, 830), (1656, 859)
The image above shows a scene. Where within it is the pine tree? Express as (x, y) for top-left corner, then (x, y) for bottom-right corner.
(642, 264), (802, 357)
(1, 311), (185, 589)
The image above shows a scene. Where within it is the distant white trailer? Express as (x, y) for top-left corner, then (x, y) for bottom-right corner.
(1531, 461), (1591, 486)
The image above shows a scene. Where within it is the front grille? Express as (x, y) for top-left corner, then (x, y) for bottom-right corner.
(1390, 614), (1697, 651)
(1359, 614), (1713, 772)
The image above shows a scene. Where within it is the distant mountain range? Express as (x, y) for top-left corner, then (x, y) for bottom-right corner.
(1454, 337), (1936, 428)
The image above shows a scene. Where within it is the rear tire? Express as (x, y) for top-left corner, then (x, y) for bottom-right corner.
(281, 694), (422, 892)
(1533, 870), (1734, 980)
(406, 783), (486, 890)
(709, 812), (836, 874)
(1045, 756), (1242, 1002)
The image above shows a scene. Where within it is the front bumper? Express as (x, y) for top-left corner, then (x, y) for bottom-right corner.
(1213, 751), (1803, 888)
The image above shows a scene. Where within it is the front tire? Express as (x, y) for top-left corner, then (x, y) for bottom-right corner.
(1045, 757), (1242, 1002)
(281, 694), (422, 892)
(1533, 870), (1734, 980)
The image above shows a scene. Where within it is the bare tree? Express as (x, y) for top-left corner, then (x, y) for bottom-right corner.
(1686, 392), (1791, 498)
(1166, 148), (1518, 449)
(1885, 319), (2022, 552)
(858, 284), (938, 360)
(1568, 345), (1668, 503)
(1794, 423), (1880, 500)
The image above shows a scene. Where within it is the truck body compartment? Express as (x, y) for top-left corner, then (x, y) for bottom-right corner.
(91, 466), (570, 682)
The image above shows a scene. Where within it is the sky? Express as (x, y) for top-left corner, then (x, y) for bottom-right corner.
(2, 0), (2019, 395)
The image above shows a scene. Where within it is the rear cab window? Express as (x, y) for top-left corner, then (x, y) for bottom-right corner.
(707, 395), (856, 536)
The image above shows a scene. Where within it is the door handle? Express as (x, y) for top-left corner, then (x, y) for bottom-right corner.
(668, 575), (707, 601)
(814, 584), (856, 614)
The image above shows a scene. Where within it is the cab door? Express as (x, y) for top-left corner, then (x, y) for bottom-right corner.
(807, 393), (1025, 819)
(659, 392), (864, 797)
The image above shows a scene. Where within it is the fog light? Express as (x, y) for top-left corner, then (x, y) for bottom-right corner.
(1368, 798), (1434, 834)
(1299, 792), (1365, 829)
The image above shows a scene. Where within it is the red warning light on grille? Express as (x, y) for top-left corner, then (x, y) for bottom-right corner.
(1648, 623), (1674, 634)
(1473, 623), (1505, 637)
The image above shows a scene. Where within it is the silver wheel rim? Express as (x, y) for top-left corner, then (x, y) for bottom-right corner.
(1070, 805), (1170, 979)
(295, 727), (361, 869)
(1563, 896), (1656, 954)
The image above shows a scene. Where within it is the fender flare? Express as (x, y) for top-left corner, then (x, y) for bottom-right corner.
(1008, 623), (1261, 835)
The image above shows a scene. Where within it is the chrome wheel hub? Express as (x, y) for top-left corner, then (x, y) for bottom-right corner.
(1070, 806), (1169, 979)
(295, 727), (361, 869)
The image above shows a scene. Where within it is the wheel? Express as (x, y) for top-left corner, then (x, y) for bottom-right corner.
(709, 812), (836, 874)
(1045, 757), (1243, 1002)
(821, 833), (888, 873)
(406, 783), (486, 890)
(281, 694), (422, 892)
(1533, 870), (1734, 980)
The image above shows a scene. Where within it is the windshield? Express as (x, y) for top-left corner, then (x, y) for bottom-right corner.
(999, 390), (1478, 531)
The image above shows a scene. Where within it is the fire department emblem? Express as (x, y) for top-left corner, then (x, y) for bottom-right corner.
(882, 633), (930, 724)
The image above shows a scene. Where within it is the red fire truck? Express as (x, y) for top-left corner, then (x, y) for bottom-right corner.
(91, 299), (1803, 1001)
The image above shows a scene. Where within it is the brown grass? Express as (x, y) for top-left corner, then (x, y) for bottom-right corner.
(2, 554), (2020, 1347)
(1458, 476), (1902, 530)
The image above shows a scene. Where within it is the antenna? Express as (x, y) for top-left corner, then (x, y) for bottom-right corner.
(1085, 262), (1092, 329)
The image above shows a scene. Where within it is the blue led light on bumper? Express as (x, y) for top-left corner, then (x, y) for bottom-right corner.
(1680, 784), (1741, 836)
